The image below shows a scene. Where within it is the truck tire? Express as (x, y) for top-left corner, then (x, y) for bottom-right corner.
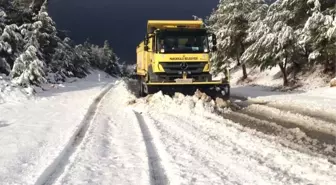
(138, 77), (146, 97)
(222, 84), (230, 100)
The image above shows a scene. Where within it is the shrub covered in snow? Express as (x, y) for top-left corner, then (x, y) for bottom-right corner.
(0, 0), (121, 89)
(118, 63), (136, 78)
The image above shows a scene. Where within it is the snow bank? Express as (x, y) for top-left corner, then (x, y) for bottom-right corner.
(214, 64), (336, 115)
(0, 74), (32, 104)
(0, 70), (114, 104)
(296, 66), (331, 91)
(229, 83), (336, 122)
(230, 85), (294, 99)
(218, 64), (331, 91)
(247, 87), (336, 114)
(330, 77), (336, 87)
(0, 70), (114, 185)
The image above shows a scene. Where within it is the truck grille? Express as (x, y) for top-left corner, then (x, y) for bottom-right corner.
(159, 61), (207, 74)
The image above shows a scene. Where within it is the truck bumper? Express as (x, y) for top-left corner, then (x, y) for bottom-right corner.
(147, 81), (227, 86)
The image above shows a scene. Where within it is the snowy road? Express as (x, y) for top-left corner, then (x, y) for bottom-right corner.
(40, 80), (336, 185)
(47, 81), (151, 185)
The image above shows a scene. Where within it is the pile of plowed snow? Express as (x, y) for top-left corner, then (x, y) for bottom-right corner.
(129, 88), (232, 119)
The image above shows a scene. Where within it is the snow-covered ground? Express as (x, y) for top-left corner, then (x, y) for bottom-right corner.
(49, 80), (150, 185)
(217, 65), (336, 118)
(0, 70), (114, 185)
(0, 74), (31, 104)
(45, 80), (336, 184)
(234, 86), (336, 112)
(214, 63), (334, 91)
(1, 70), (336, 185)
(130, 88), (336, 185)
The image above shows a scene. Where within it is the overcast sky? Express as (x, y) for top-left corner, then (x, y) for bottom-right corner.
(48, 0), (219, 63)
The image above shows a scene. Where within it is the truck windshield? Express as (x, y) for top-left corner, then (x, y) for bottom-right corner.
(157, 30), (209, 53)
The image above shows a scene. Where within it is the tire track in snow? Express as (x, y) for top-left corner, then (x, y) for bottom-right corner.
(34, 83), (114, 185)
(164, 113), (333, 184)
(227, 99), (336, 158)
(217, 110), (336, 162)
(232, 96), (336, 124)
(147, 110), (336, 185)
(148, 113), (307, 185)
(133, 111), (169, 185)
(240, 106), (336, 144)
(263, 102), (336, 124)
(147, 116), (232, 185)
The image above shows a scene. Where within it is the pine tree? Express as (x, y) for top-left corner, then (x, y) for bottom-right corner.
(0, 24), (23, 73)
(0, 0), (122, 88)
(11, 45), (46, 87)
(240, 0), (311, 86)
(302, 0), (336, 73)
(33, 0), (58, 64)
(208, 0), (336, 86)
(207, 0), (268, 79)
(0, 9), (11, 74)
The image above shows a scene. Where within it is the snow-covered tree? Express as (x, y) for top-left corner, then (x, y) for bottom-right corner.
(0, 9), (10, 74)
(207, 0), (336, 86)
(301, 0), (336, 73)
(102, 40), (119, 75)
(12, 0), (46, 14)
(241, 0), (311, 86)
(11, 45), (46, 87)
(50, 37), (76, 78)
(33, 0), (58, 61)
(207, 0), (268, 79)
(0, 24), (23, 74)
(0, 0), (121, 88)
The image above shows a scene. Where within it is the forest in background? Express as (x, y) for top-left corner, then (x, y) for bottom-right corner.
(0, 0), (121, 89)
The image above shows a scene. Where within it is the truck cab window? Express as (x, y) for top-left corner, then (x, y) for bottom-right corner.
(157, 31), (209, 53)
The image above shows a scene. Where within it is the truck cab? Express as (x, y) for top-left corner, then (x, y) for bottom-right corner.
(136, 20), (229, 99)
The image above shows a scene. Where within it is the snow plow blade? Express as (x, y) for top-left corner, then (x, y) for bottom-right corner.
(143, 81), (230, 100)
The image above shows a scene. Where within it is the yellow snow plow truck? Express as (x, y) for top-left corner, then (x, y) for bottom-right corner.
(136, 20), (230, 99)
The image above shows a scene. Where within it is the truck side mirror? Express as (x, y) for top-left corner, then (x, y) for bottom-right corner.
(144, 34), (149, 51)
(144, 34), (149, 45)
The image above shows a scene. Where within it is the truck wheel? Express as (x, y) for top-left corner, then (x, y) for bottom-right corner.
(138, 77), (147, 97)
(221, 85), (230, 100)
